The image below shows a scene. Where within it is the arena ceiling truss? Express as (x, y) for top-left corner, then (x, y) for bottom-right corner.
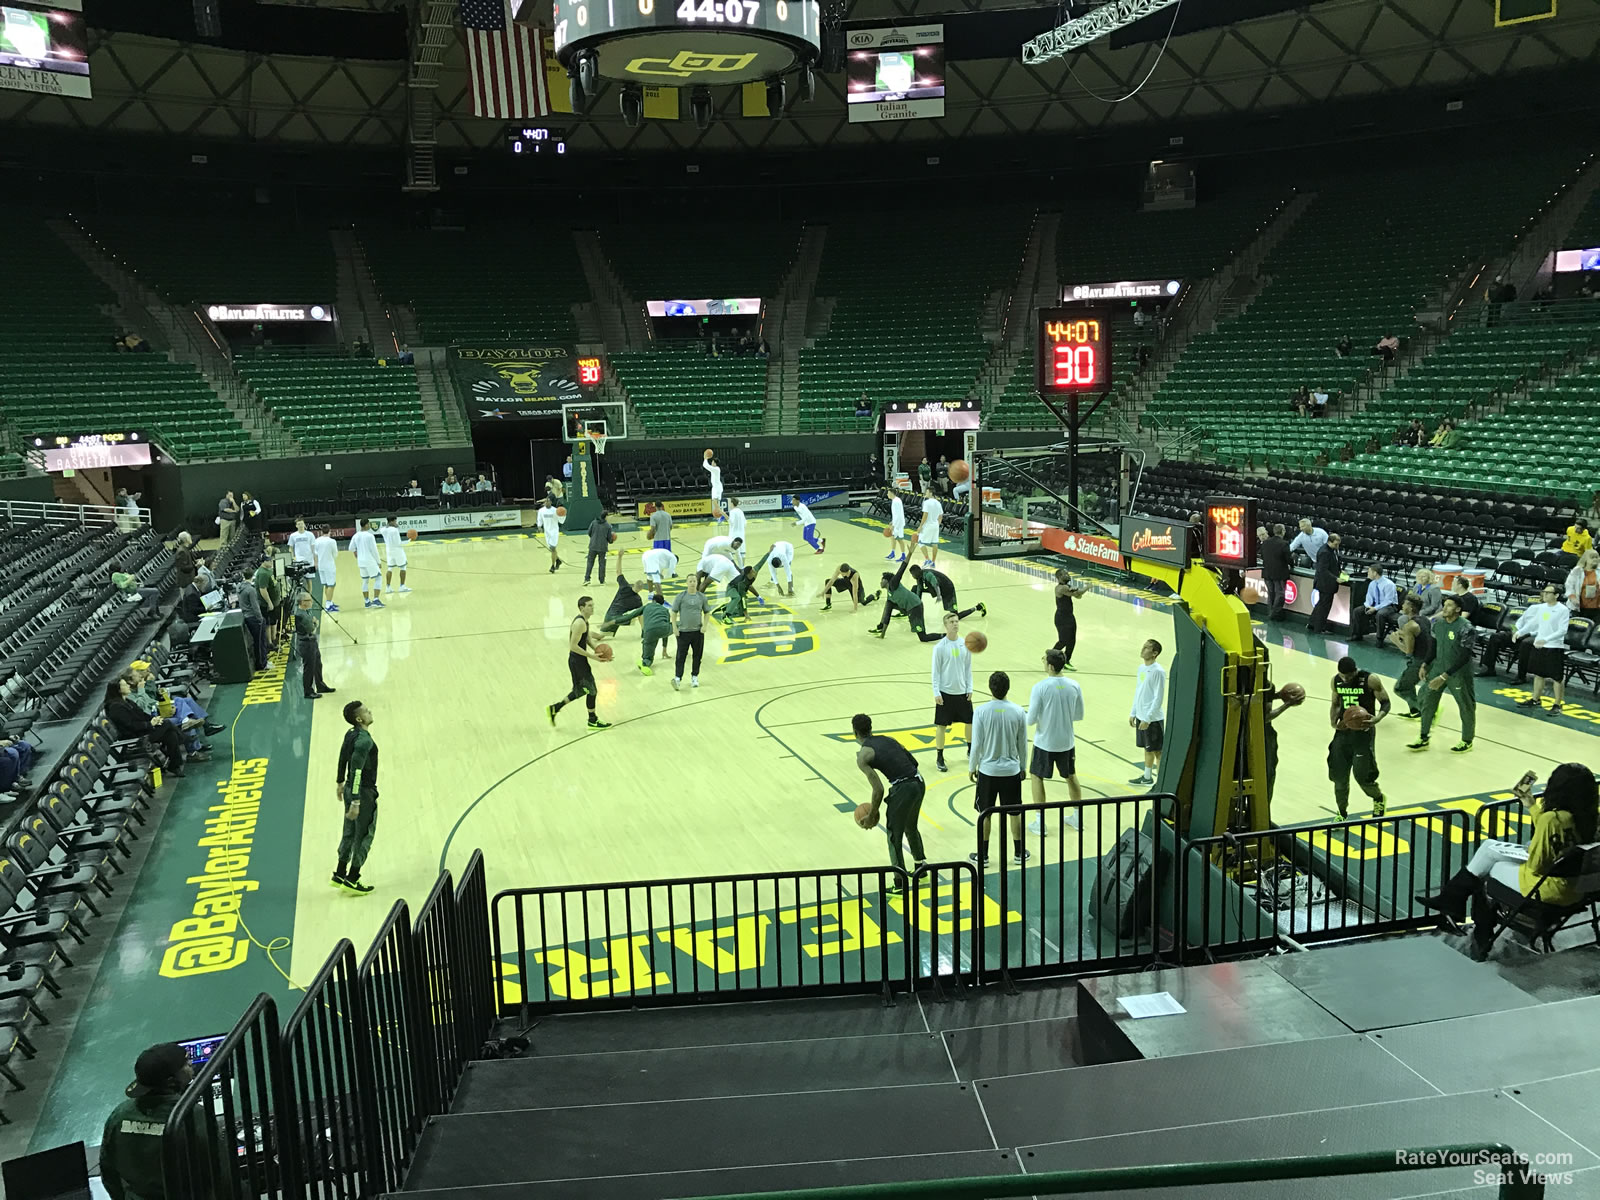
(0, 0), (1595, 173)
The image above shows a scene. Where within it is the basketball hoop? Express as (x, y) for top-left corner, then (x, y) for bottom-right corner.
(587, 429), (608, 456)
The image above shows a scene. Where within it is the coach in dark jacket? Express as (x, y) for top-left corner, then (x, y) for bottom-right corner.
(1258, 524), (1292, 621)
(1308, 533), (1344, 633)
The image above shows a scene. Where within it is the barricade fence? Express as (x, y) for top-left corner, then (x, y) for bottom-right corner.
(164, 795), (1538, 1199)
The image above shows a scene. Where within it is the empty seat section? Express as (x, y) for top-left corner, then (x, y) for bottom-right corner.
(610, 347), (767, 437)
(235, 349), (428, 452)
(363, 224), (584, 345)
(0, 212), (257, 462)
(796, 209), (1031, 433)
(83, 217), (335, 305)
(600, 222), (800, 301)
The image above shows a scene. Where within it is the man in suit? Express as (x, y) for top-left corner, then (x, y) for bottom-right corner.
(1308, 533), (1344, 633)
(1258, 523), (1292, 622)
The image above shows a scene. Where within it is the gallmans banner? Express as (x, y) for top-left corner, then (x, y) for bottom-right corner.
(453, 346), (580, 421)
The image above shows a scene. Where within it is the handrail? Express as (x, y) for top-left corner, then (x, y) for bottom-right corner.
(684, 1144), (1546, 1199)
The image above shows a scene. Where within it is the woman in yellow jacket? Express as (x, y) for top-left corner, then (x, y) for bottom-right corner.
(1419, 763), (1597, 957)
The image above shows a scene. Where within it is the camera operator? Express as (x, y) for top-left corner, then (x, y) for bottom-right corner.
(293, 584), (336, 700)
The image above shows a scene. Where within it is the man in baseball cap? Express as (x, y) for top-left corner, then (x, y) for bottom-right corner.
(100, 1043), (194, 1200)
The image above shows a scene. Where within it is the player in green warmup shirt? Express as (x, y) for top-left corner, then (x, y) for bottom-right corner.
(613, 590), (675, 675)
(720, 544), (774, 622)
(1410, 595), (1477, 753)
(334, 700), (379, 893)
(869, 554), (943, 642)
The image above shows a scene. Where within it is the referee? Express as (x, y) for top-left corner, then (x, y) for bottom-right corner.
(969, 671), (1028, 867)
(294, 590), (335, 700)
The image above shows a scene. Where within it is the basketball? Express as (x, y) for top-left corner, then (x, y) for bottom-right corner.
(882, 526), (892, 538)
(1340, 705), (1372, 731)
(609, 532), (617, 543)
(853, 802), (877, 829)
(593, 641), (614, 662)
(406, 529), (418, 542)
(948, 459), (970, 484)
(1240, 584), (1262, 605)
(965, 631), (987, 653)
(1278, 682), (1307, 706)
(556, 506), (567, 518)
(704, 448), (714, 460)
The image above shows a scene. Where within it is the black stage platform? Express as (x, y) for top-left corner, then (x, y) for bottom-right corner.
(397, 935), (1600, 1200)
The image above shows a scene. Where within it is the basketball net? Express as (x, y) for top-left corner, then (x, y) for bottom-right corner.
(587, 430), (607, 457)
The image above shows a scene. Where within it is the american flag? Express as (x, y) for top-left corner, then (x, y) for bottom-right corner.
(460, 0), (549, 120)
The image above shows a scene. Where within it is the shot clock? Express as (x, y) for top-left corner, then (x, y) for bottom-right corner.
(576, 355), (604, 388)
(1036, 306), (1111, 395)
(1202, 497), (1257, 571)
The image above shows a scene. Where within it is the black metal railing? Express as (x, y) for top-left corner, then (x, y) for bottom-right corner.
(981, 795), (1166, 981)
(1174, 807), (1476, 958)
(162, 854), (494, 1200)
(492, 860), (982, 1016)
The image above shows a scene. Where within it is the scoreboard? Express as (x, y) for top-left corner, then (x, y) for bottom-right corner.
(1036, 307), (1111, 395)
(1202, 497), (1257, 571)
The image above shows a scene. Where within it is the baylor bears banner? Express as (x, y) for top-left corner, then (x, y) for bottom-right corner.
(453, 346), (580, 421)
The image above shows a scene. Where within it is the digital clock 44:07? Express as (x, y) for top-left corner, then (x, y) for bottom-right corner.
(677, 0), (767, 23)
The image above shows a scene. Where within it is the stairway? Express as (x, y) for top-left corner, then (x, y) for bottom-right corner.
(393, 939), (1599, 1200)
(332, 228), (410, 354)
(1502, 154), (1600, 302)
(765, 224), (828, 435)
(45, 217), (301, 457)
(970, 210), (1059, 405)
(415, 349), (472, 446)
(574, 230), (647, 352)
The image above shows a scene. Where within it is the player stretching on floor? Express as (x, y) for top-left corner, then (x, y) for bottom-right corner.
(909, 564), (986, 621)
(703, 533), (742, 563)
(869, 555), (942, 642)
(822, 564), (877, 612)
(766, 541), (796, 597)
(916, 487), (943, 565)
(380, 516), (411, 594)
(547, 597), (610, 730)
(703, 451), (725, 523)
(351, 519), (384, 609)
(720, 545), (775, 622)
(639, 545), (679, 584)
(792, 499), (826, 554)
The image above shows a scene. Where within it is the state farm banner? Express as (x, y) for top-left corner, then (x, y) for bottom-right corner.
(453, 347), (581, 421)
(1041, 527), (1124, 569)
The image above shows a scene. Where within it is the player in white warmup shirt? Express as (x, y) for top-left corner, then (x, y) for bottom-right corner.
(536, 501), (563, 573)
(640, 547), (679, 584)
(703, 452), (725, 523)
(313, 528), (340, 611)
(697, 553), (741, 600)
(767, 541), (796, 596)
(792, 500), (826, 554)
(886, 488), (908, 562)
(727, 498), (747, 564)
(703, 534), (742, 562)
(288, 518), (315, 565)
(917, 488), (944, 565)
(379, 516), (411, 594)
(349, 519), (384, 609)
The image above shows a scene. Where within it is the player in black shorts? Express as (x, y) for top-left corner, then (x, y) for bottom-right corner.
(909, 564), (986, 621)
(869, 555), (943, 642)
(822, 564), (878, 612)
(852, 712), (928, 888)
(546, 597), (611, 730)
(1329, 655), (1389, 817)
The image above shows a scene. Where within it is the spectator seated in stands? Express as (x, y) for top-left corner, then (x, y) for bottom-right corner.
(1427, 418), (1462, 448)
(1562, 517), (1592, 558)
(1293, 385), (1311, 417)
(0, 736), (35, 796)
(474, 474), (495, 493)
(1411, 567), (1443, 621)
(104, 679), (188, 776)
(110, 561), (160, 614)
(125, 665), (214, 759)
(1335, 335), (1353, 358)
(440, 469), (463, 500)
(1311, 385), (1331, 417)
(1349, 565), (1399, 643)
(1418, 763), (1598, 960)
(1449, 575), (1482, 624)
(394, 344), (415, 366)
(402, 479), (423, 497)
(1566, 549), (1600, 621)
(1373, 333), (1400, 363)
